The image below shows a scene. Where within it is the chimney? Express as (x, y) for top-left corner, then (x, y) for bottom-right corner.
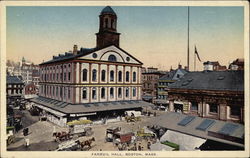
(178, 64), (182, 69)
(73, 45), (78, 55)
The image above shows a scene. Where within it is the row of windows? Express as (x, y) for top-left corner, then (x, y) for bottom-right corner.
(158, 88), (166, 91)
(41, 86), (71, 100)
(8, 84), (24, 88)
(82, 87), (137, 100)
(8, 89), (22, 94)
(41, 72), (71, 82)
(190, 102), (241, 116)
(82, 69), (137, 82)
(159, 82), (169, 86)
(41, 64), (71, 71)
(158, 95), (167, 99)
(142, 75), (158, 80)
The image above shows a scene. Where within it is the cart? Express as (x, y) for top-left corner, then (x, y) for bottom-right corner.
(105, 126), (121, 142)
(69, 125), (93, 138)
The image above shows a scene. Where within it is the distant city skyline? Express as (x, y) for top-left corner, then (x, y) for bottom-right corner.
(6, 6), (244, 71)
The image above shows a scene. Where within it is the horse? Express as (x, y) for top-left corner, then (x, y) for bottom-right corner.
(53, 131), (70, 142)
(76, 137), (95, 150)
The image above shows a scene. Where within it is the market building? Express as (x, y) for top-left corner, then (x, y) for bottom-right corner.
(150, 112), (244, 150)
(31, 6), (151, 127)
(167, 70), (244, 123)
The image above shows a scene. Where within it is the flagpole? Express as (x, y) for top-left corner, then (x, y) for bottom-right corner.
(194, 46), (196, 71)
(187, 6), (190, 71)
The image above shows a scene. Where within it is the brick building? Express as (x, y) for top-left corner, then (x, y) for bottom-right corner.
(141, 67), (165, 102)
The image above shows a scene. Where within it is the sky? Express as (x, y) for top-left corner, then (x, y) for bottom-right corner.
(6, 6), (244, 71)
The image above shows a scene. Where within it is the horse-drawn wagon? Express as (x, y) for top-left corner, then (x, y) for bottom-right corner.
(105, 126), (136, 150)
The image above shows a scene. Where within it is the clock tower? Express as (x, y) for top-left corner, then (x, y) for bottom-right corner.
(96, 6), (120, 48)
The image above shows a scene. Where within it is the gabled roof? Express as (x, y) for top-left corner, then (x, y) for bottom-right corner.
(7, 76), (24, 84)
(40, 47), (97, 65)
(40, 45), (143, 65)
(159, 69), (188, 81)
(168, 70), (244, 92)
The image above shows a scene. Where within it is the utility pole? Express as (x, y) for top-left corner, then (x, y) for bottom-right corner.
(187, 6), (190, 71)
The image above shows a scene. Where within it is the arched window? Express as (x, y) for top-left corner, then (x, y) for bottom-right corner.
(82, 88), (87, 99)
(82, 69), (88, 81)
(92, 88), (96, 99)
(111, 19), (114, 29)
(108, 55), (117, 62)
(104, 18), (108, 28)
(133, 87), (136, 97)
(133, 72), (136, 82)
(118, 88), (122, 98)
(92, 69), (97, 81)
(118, 71), (122, 82)
(110, 70), (114, 82)
(126, 71), (130, 82)
(101, 87), (105, 99)
(126, 88), (129, 98)
(101, 70), (106, 82)
(110, 88), (114, 98)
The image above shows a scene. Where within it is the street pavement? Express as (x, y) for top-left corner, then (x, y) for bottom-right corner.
(8, 110), (164, 151)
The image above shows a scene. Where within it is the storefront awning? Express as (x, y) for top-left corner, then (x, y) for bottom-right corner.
(34, 104), (66, 117)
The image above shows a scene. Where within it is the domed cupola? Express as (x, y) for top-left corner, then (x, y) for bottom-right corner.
(101, 6), (117, 16)
(96, 6), (120, 48)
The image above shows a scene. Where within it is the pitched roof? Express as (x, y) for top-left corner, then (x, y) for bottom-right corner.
(40, 47), (97, 65)
(40, 45), (143, 65)
(7, 76), (24, 84)
(168, 70), (244, 91)
(149, 112), (244, 147)
(30, 96), (152, 114)
(159, 69), (188, 81)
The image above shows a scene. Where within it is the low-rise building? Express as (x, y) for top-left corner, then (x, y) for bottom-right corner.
(6, 75), (24, 99)
(203, 61), (227, 71)
(141, 67), (165, 102)
(155, 65), (188, 108)
(167, 70), (244, 123)
(229, 58), (244, 70)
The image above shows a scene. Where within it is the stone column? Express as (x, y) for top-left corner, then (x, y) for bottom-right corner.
(169, 100), (174, 112)
(219, 104), (227, 121)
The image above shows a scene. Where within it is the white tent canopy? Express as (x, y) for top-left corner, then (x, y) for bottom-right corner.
(160, 130), (206, 151)
(150, 142), (174, 151)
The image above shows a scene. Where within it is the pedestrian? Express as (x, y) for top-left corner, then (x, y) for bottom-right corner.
(23, 128), (26, 136)
(138, 143), (142, 151)
(147, 141), (151, 150)
(154, 112), (156, 117)
(134, 143), (137, 151)
(25, 138), (29, 147)
(118, 143), (122, 151)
